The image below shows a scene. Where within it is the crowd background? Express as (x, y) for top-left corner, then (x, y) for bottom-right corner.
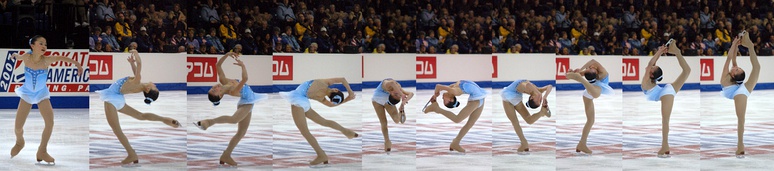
(4, 0), (765, 56)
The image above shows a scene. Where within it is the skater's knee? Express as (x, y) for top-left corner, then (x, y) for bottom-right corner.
(15, 128), (23, 134)
(525, 119), (536, 125)
(452, 118), (464, 123)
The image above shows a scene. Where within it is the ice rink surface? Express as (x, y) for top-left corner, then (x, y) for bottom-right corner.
(623, 90), (701, 171)
(0, 108), (89, 171)
(700, 90), (774, 171)
(555, 89), (623, 171)
(89, 91), (187, 170)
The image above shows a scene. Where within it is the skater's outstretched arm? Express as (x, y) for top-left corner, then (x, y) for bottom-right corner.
(125, 50), (142, 82)
(582, 59), (608, 80)
(11, 52), (30, 61)
(44, 53), (85, 77)
(325, 77), (356, 104)
(232, 58), (248, 91)
(216, 52), (237, 84)
(721, 38), (741, 87)
(432, 84), (463, 99)
(741, 32), (760, 91)
(540, 85), (553, 104)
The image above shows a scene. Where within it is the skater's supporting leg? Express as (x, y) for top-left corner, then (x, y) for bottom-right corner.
(292, 107), (328, 165)
(503, 101), (529, 151)
(104, 102), (138, 164)
(118, 105), (180, 128)
(734, 95), (748, 155)
(36, 100), (56, 162)
(220, 109), (252, 166)
(450, 102), (485, 152)
(659, 95), (675, 155)
(11, 100), (33, 157)
(577, 97), (595, 154)
(372, 102), (392, 151)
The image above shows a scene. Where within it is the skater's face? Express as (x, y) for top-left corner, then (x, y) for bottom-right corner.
(529, 95), (542, 106)
(730, 67), (744, 77)
(442, 92), (455, 104)
(649, 66), (659, 76)
(329, 88), (340, 93)
(30, 37), (47, 53)
(209, 84), (224, 96)
(144, 82), (157, 92)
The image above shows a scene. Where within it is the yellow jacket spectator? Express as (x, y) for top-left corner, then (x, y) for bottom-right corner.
(305, 43), (319, 53)
(507, 44), (521, 54)
(373, 44), (386, 53)
(295, 22), (308, 39)
(115, 22), (133, 38)
(716, 28), (730, 43)
(498, 26), (511, 37)
(446, 44), (459, 54)
(220, 24), (237, 40)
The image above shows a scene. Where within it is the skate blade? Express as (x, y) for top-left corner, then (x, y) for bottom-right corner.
(657, 154), (671, 158)
(120, 163), (141, 168)
(35, 161), (55, 166)
(421, 100), (431, 113)
(574, 152), (591, 156)
(308, 163), (330, 168)
(447, 151), (466, 155)
(193, 122), (205, 130)
(517, 151), (531, 155)
(735, 155), (746, 159)
(400, 111), (406, 124)
(217, 164), (238, 169)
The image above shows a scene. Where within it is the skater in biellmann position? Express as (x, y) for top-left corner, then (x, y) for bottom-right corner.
(565, 59), (613, 155)
(422, 80), (488, 153)
(720, 31), (759, 157)
(371, 78), (414, 152)
(10, 35), (84, 166)
(194, 52), (268, 167)
(280, 77), (359, 166)
(641, 40), (690, 158)
(500, 80), (552, 153)
(96, 50), (181, 167)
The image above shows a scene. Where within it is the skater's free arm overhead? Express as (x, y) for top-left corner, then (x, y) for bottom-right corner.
(581, 59), (607, 80)
(721, 37), (741, 87)
(233, 58), (248, 92)
(126, 50), (142, 82)
(217, 52), (238, 85)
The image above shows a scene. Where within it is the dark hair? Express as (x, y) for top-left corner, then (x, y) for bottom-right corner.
(387, 95), (401, 105)
(444, 96), (460, 108)
(143, 89), (159, 104)
(733, 71), (745, 84)
(651, 66), (663, 82)
(29, 35), (43, 45)
(525, 98), (539, 109)
(329, 91), (345, 104)
(208, 92), (222, 106)
(584, 71), (598, 83)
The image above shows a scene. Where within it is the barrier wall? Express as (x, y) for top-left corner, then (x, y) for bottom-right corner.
(1, 49), (89, 108)
(90, 53), (187, 93)
(186, 54), (272, 94)
(621, 56), (701, 91)
(700, 56), (774, 91)
(272, 53), (362, 92)
(555, 56), (622, 90)
(363, 54), (415, 88)
(493, 53), (556, 88)
(415, 54), (492, 89)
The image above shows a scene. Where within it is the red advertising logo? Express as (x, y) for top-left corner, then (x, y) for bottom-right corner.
(187, 57), (217, 82)
(555, 58), (569, 80)
(701, 58), (714, 81)
(88, 55), (112, 80)
(273, 55), (293, 80)
(492, 56), (498, 78)
(622, 58), (639, 81)
(416, 56), (436, 79)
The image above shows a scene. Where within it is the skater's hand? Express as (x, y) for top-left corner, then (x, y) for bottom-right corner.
(741, 32), (754, 48)
(542, 98), (548, 107)
(399, 105), (405, 112)
(11, 53), (19, 59)
(127, 55), (135, 63)
(731, 37), (742, 47)
(667, 42), (680, 55)
(566, 72), (582, 80)
(345, 93), (356, 101)
(77, 65), (84, 76)
(233, 59), (244, 67)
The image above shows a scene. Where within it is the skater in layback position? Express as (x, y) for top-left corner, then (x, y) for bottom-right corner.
(423, 80), (488, 153)
(500, 80), (552, 153)
(10, 35), (84, 166)
(280, 77), (359, 166)
(194, 52), (267, 167)
(720, 31), (760, 158)
(371, 78), (414, 152)
(641, 40), (691, 158)
(96, 50), (181, 167)
(565, 59), (613, 155)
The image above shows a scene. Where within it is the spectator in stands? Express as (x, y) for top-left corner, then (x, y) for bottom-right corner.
(220, 15), (238, 50)
(275, 0), (295, 25)
(447, 44), (459, 54)
(201, 0), (219, 25)
(208, 28), (225, 53)
(115, 12), (134, 48)
(374, 44), (386, 53)
(124, 42), (137, 52)
(102, 26), (121, 51)
(306, 42), (318, 53)
(90, 27), (102, 51)
(136, 27), (153, 52)
(185, 29), (200, 52)
(94, 41), (104, 52)
(96, 0), (116, 22)
(281, 26), (300, 52)
(508, 44), (521, 54)
(154, 31), (168, 53)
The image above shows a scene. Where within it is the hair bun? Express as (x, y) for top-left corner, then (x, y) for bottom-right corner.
(212, 101), (221, 106)
(144, 97), (154, 104)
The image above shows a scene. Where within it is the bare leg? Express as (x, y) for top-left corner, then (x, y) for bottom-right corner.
(383, 104), (402, 123)
(659, 95), (675, 155)
(431, 100), (481, 123)
(220, 107), (252, 166)
(372, 102), (392, 151)
(577, 97), (595, 154)
(503, 101), (529, 152)
(36, 100), (55, 162)
(104, 102), (138, 164)
(305, 109), (358, 139)
(118, 105), (180, 128)
(291, 107), (327, 165)
(199, 104), (252, 130)
(450, 101), (485, 152)
(734, 95), (748, 155)
(11, 100), (33, 157)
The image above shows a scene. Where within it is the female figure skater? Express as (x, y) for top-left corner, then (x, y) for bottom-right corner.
(371, 78), (414, 152)
(500, 80), (552, 153)
(194, 52), (267, 167)
(641, 40), (690, 158)
(10, 35), (84, 165)
(280, 77), (359, 166)
(422, 80), (488, 153)
(96, 50), (181, 166)
(565, 59), (613, 155)
(720, 32), (759, 157)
